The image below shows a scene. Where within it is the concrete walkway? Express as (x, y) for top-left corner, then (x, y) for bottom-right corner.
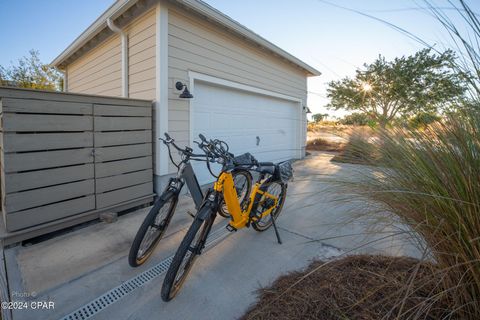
(5, 152), (420, 320)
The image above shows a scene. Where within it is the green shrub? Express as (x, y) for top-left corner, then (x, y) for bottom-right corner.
(339, 113), (372, 126)
(408, 112), (441, 129)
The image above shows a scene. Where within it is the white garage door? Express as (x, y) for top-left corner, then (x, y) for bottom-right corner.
(192, 80), (300, 184)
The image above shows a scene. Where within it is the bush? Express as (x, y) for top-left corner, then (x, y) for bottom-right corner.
(348, 112), (480, 318)
(408, 112), (441, 129)
(339, 112), (372, 126)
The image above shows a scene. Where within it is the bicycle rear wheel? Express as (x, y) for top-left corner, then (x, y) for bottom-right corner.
(218, 169), (252, 218)
(252, 179), (287, 232)
(161, 206), (215, 301)
(128, 191), (178, 267)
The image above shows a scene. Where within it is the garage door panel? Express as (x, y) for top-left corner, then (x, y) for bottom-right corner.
(193, 112), (211, 131)
(192, 81), (299, 185)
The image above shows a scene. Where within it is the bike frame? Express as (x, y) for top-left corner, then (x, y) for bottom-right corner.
(166, 161), (203, 209)
(213, 171), (279, 230)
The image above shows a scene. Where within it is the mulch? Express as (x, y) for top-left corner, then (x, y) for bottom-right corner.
(241, 255), (451, 320)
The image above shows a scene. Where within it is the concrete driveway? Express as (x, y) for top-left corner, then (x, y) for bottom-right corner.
(5, 152), (420, 320)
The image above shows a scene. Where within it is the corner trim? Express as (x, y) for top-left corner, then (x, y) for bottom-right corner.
(156, 3), (169, 176)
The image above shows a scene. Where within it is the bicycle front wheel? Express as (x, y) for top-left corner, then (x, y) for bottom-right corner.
(128, 191), (178, 267)
(161, 206), (215, 301)
(252, 179), (287, 232)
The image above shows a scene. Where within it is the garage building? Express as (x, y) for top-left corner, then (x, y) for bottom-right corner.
(52, 0), (321, 188)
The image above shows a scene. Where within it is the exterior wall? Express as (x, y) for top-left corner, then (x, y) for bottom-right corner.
(126, 8), (156, 100)
(65, 3), (309, 179)
(66, 9), (157, 100)
(166, 6), (308, 172)
(67, 35), (122, 96)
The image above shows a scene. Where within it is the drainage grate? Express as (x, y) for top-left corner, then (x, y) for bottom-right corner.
(59, 226), (230, 320)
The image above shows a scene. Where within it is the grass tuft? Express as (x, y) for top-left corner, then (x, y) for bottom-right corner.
(346, 112), (480, 318)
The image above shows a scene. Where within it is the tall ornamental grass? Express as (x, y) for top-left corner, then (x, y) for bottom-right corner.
(354, 2), (480, 317)
(355, 114), (480, 318)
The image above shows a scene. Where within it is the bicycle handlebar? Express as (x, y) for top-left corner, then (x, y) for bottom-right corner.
(162, 132), (271, 177)
(160, 132), (216, 168)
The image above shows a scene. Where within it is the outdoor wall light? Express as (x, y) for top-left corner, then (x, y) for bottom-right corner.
(175, 81), (194, 99)
(303, 106), (312, 114)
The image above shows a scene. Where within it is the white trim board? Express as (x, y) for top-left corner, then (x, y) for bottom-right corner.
(188, 71), (302, 103)
(155, 3), (169, 176)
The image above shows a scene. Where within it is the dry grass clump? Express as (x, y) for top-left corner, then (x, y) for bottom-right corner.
(344, 112), (480, 318)
(242, 255), (449, 320)
(331, 129), (379, 164)
(306, 137), (345, 152)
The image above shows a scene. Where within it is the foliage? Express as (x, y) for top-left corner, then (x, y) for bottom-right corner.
(408, 111), (441, 129)
(0, 50), (63, 91)
(340, 3), (480, 317)
(426, 1), (480, 101)
(311, 113), (329, 122)
(327, 49), (468, 128)
(348, 112), (480, 318)
(339, 112), (371, 126)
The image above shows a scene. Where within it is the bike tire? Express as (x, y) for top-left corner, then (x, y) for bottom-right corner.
(251, 178), (287, 232)
(128, 191), (178, 267)
(161, 206), (215, 301)
(218, 169), (253, 218)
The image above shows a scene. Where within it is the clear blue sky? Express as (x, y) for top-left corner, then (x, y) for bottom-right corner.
(0, 0), (477, 117)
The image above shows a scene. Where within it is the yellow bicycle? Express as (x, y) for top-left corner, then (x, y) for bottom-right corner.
(161, 134), (293, 301)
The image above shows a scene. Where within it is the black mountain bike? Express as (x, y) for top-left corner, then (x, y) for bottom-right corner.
(128, 133), (252, 267)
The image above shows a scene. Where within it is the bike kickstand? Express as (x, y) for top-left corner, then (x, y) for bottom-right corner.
(271, 216), (282, 244)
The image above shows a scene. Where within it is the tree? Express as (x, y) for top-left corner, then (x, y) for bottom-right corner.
(408, 112), (441, 129)
(312, 113), (328, 122)
(326, 49), (467, 128)
(0, 50), (63, 91)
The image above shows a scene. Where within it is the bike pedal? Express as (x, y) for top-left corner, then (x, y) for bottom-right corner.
(187, 210), (195, 218)
(226, 224), (237, 232)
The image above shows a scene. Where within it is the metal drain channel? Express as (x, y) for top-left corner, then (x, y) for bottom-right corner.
(59, 226), (230, 320)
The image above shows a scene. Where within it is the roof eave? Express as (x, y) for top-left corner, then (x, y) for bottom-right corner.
(51, 0), (137, 68)
(51, 0), (321, 77)
(176, 0), (321, 76)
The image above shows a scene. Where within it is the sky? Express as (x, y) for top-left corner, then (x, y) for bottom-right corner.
(0, 0), (478, 118)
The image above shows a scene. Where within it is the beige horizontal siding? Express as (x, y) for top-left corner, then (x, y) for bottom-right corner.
(127, 8), (156, 100)
(167, 7), (307, 172)
(168, 9), (307, 92)
(66, 8), (156, 100)
(67, 35), (122, 97)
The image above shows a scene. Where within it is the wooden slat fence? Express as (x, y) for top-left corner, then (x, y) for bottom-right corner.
(0, 87), (154, 237)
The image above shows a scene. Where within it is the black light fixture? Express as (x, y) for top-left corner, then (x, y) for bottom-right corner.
(303, 106), (312, 114)
(175, 81), (193, 99)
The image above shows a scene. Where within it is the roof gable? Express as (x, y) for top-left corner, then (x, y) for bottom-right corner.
(51, 0), (321, 76)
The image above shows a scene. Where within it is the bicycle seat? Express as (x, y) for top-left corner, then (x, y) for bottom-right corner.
(257, 163), (276, 175)
(233, 152), (256, 166)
